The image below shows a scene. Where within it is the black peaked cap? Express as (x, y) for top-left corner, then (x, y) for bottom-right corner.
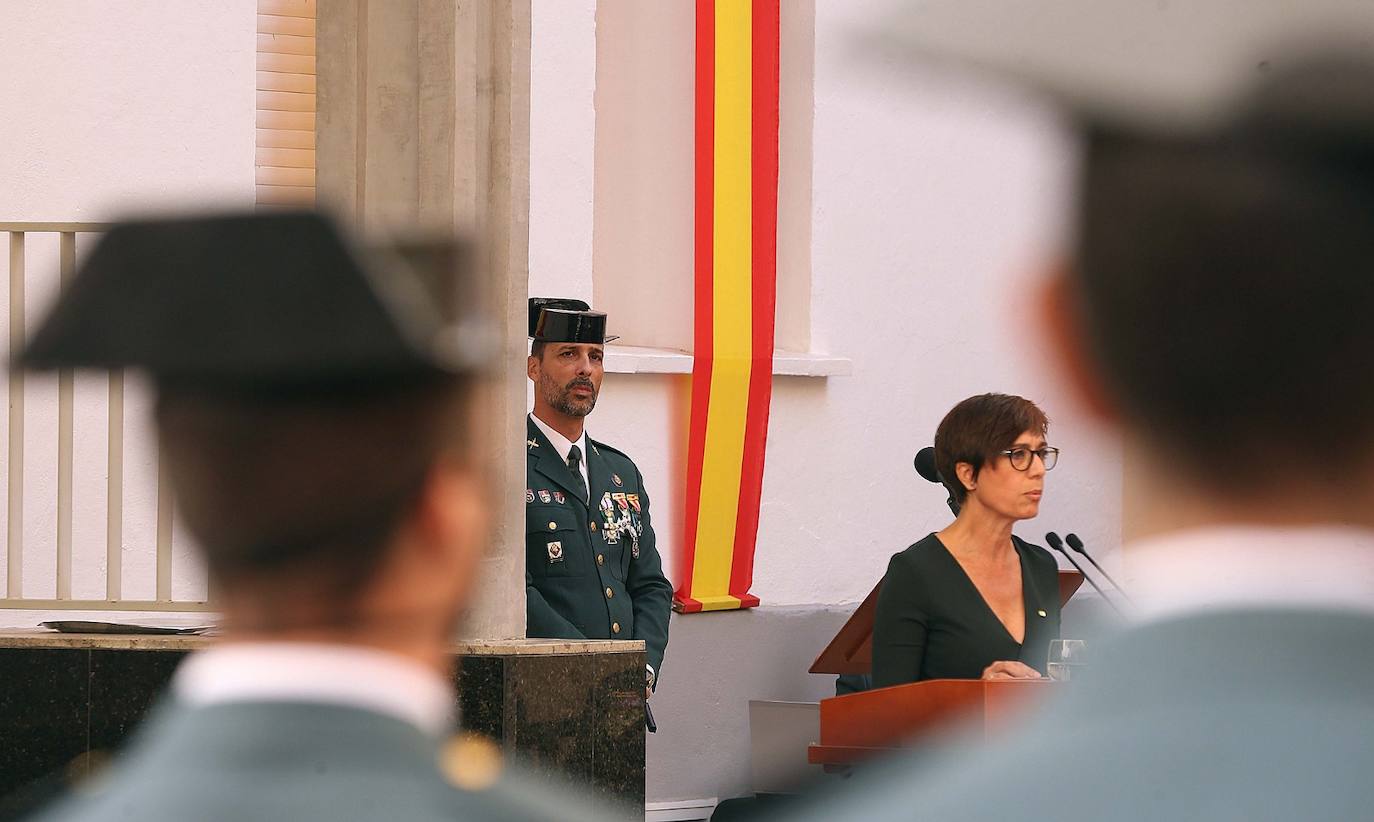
(528, 296), (619, 344)
(528, 297), (590, 337)
(19, 212), (487, 391)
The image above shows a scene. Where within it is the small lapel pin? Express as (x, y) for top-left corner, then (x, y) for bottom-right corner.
(526, 438), (538, 449)
(1037, 609), (1047, 618)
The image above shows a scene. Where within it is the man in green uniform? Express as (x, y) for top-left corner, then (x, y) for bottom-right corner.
(21, 214), (609, 822)
(525, 298), (672, 700)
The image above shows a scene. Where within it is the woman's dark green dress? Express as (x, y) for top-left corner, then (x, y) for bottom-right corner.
(872, 533), (1062, 687)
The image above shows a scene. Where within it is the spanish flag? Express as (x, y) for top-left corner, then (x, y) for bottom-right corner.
(674, 0), (779, 613)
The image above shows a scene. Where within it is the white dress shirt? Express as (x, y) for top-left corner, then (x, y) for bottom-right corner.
(529, 412), (590, 495)
(1125, 524), (1374, 623)
(174, 642), (455, 736)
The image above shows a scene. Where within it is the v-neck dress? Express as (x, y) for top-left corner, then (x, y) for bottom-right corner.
(871, 533), (1062, 688)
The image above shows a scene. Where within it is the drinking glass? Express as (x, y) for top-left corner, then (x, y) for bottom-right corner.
(1047, 639), (1088, 682)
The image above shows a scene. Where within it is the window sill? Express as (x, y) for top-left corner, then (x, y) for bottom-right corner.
(603, 345), (851, 377)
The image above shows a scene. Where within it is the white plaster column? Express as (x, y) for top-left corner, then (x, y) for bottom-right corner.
(315, 0), (531, 639)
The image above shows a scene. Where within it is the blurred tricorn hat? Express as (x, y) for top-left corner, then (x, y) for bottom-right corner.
(19, 211), (491, 391)
(859, 0), (1374, 135)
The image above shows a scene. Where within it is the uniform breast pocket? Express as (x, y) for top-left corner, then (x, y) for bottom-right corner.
(527, 506), (586, 578)
(601, 538), (626, 582)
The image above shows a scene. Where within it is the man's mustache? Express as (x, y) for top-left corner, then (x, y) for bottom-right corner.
(565, 378), (596, 392)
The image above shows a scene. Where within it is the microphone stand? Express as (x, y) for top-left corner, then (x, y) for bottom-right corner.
(1046, 532), (1125, 618)
(1066, 533), (1134, 605)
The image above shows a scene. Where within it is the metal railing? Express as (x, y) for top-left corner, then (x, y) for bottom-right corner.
(1, 223), (208, 612)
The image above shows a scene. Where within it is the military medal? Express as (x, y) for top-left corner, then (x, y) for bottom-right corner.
(538, 489), (551, 503)
(612, 492), (628, 510)
(525, 489), (535, 504)
(627, 494), (640, 512)
(553, 491), (565, 504)
(612, 473), (623, 486)
(547, 541), (563, 562)
(600, 493), (619, 543)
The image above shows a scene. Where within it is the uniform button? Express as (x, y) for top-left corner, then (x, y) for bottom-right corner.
(547, 521), (556, 531)
(611, 622), (621, 634)
(590, 522), (597, 531)
(605, 587), (614, 599)
(597, 554), (604, 566)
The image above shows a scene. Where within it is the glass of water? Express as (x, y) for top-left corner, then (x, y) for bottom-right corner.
(1047, 639), (1088, 682)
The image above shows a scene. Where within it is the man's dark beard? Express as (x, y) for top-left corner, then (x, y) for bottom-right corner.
(542, 374), (597, 417)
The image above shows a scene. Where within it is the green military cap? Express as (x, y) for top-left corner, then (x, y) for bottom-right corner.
(859, 0), (1374, 136)
(20, 211), (488, 393)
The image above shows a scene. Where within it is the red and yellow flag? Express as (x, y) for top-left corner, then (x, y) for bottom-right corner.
(674, 0), (779, 613)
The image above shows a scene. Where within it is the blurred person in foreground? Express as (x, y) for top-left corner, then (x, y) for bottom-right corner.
(782, 3), (1374, 820)
(19, 213), (608, 822)
(873, 393), (1061, 687)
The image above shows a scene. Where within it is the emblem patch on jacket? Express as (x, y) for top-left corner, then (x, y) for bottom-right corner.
(525, 489), (534, 504)
(538, 489), (552, 503)
(547, 541), (563, 562)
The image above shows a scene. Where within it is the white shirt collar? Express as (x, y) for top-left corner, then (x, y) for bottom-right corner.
(529, 412), (590, 485)
(173, 642), (455, 736)
(1125, 524), (1374, 623)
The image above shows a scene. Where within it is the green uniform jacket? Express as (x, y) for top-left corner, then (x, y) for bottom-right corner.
(525, 417), (672, 681)
(34, 700), (615, 822)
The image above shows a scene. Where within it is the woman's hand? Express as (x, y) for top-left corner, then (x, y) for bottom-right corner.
(980, 660), (1043, 680)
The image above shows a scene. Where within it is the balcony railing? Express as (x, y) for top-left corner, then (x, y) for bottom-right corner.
(1, 222), (208, 612)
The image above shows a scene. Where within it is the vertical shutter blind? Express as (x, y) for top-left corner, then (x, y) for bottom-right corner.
(256, 0), (316, 208)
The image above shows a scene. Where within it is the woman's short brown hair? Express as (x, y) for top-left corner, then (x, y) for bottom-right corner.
(934, 393), (1049, 506)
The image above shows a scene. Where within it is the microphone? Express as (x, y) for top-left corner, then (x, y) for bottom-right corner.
(1065, 533), (1133, 604)
(1046, 532), (1124, 618)
(914, 447), (960, 517)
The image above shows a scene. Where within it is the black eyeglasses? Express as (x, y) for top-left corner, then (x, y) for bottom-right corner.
(1000, 446), (1059, 472)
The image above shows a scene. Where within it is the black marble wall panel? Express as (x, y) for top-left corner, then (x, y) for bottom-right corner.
(88, 651), (183, 754)
(0, 649), (90, 798)
(457, 651), (646, 809)
(590, 652), (647, 804)
(3, 647), (646, 814)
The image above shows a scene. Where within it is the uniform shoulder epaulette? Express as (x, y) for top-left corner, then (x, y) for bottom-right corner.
(588, 436), (632, 462)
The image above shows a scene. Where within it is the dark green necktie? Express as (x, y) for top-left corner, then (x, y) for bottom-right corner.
(567, 444), (588, 503)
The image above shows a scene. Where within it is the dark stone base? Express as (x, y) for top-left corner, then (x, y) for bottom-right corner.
(0, 641), (644, 818)
(458, 652), (646, 810)
(0, 648), (183, 819)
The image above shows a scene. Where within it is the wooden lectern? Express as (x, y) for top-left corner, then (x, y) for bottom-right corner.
(807, 571), (1083, 766)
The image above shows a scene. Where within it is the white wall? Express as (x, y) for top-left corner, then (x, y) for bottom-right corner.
(0, 1), (256, 626)
(774, 0), (1122, 603)
(0, 1), (256, 221)
(529, 0), (596, 302)
(528, 0), (1122, 614)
